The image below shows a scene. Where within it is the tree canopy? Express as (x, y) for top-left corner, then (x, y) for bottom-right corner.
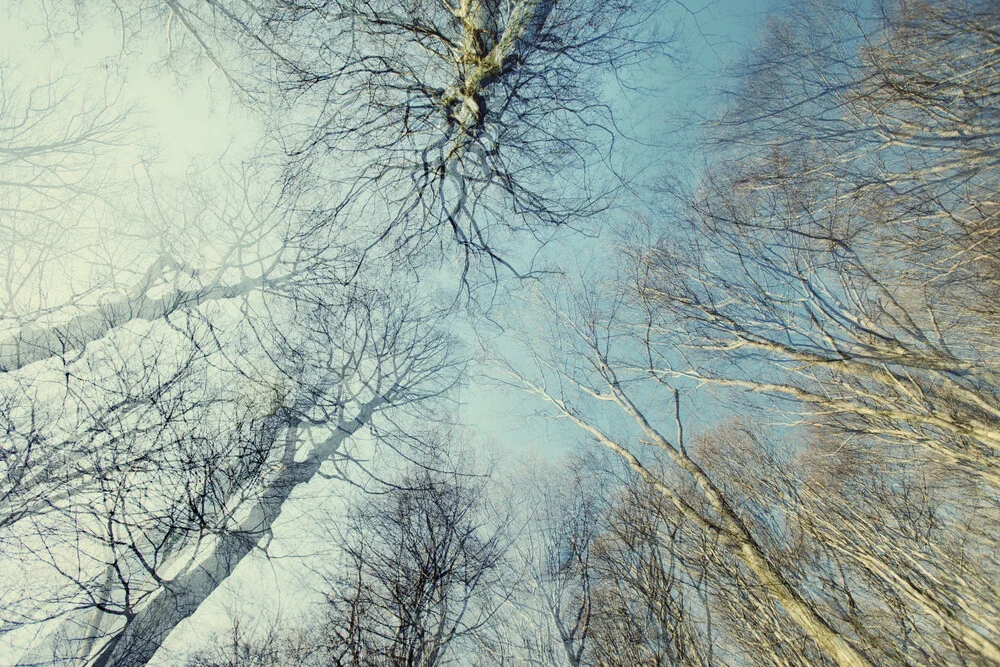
(2, 1), (999, 665)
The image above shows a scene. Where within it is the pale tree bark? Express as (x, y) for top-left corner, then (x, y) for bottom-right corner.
(87, 393), (390, 667)
(499, 290), (875, 667)
(804, 506), (1000, 664)
(443, 0), (557, 149)
(638, 0), (1000, 488)
(0, 258), (273, 373)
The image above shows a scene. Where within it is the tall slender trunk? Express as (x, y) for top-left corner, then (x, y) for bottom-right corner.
(598, 364), (876, 667)
(87, 396), (387, 667)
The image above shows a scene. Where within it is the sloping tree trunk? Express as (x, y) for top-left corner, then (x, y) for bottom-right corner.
(87, 394), (390, 667)
(505, 291), (875, 667)
(0, 258), (271, 374)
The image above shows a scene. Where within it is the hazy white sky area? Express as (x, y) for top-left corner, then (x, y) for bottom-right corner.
(1, 1), (770, 663)
(1, 4), (259, 169)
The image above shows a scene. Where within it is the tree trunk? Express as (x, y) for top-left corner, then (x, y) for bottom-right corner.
(87, 396), (387, 667)
(0, 263), (265, 373)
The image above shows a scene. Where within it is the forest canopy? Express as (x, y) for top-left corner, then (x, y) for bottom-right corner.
(2, 1), (998, 666)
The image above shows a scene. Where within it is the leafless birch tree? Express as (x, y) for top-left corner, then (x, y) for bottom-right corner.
(640, 0), (1000, 490)
(499, 286), (876, 667)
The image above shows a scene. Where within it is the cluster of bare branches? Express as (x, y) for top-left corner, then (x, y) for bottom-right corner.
(493, 1), (1000, 665)
(5, 0), (1000, 665)
(0, 35), (465, 663)
(25, 0), (671, 287)
(321, 465), (508, 665)
(643, 0), (1000, 489)
(262, 0), (670, 285)
(2, 269), (461, 665)
(2, 0), (671, 661)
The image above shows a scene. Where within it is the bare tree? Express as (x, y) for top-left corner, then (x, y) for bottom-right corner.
(587, 468), (719, 667)
(0, 52), (431, 666)
(640, 0), (1000, 488)
(686, 415), (1000, 667)
(501, 456), (602, 667)
(19, 0), (675, 289)
(320, 457), (509, 667)
(0, 148), (325, 376)
(91, 283), (459, 667)
(620, 7), (1000, 658)
(3, 272), (461, 666)
(503, 452), (720, 667)
(501, 281), (999, 665)
(259, 0), (672, 284)
(499, 284), (876, 667)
